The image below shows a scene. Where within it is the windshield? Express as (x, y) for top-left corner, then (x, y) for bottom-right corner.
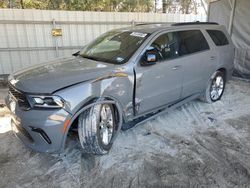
(80, 30), (150, 64)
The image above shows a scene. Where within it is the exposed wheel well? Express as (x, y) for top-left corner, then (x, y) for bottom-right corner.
(217, 68), (227, 80)
(68, 98), (121, 133)
(68, 98), (98, 132)
(65, 98), (122, 152)
(68, 117), (78, 132)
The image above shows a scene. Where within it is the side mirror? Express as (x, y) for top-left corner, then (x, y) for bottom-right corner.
(72, 51), (80, 56)
(141, 51), (158, 66)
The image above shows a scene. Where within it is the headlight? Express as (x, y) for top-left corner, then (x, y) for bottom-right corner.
(30, 95), (65, 108)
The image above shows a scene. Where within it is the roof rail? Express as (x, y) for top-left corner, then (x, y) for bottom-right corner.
(135, 22), (171, 26)
(171, 21), (219, 26)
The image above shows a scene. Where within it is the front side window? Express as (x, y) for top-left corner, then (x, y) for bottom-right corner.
(207, 30), (229, 46)
(80, 31), (150, 64)
(147, 30), (209, 63)
(149, 32), (179, 61)
(178, 30), (209, 56)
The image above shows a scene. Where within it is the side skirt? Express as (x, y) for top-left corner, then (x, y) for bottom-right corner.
(122, 93), (201, 130)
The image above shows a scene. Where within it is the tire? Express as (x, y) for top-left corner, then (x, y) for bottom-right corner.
(201, 71), (226, 103)
(78, 104), (117, 155)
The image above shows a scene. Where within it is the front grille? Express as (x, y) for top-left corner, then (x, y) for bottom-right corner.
(9, 83), (30, 109)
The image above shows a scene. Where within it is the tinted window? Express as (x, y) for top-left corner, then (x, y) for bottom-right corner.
(207, 30), (229, 46)
(149, 32), (179, 61)
(178, 30), (209, 56)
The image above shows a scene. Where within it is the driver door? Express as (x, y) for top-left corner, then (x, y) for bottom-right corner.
(134, 31), (183, 115)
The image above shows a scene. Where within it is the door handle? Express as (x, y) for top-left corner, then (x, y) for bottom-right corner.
(210, 56), (216, 60)
(172, 65), (181, 70)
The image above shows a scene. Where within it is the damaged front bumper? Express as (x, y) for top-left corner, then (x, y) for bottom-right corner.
(5, 94), (71, 153)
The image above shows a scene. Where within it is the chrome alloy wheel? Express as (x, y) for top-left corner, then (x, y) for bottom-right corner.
(99, 104), (114, 145)
(210, 75), (224, 101)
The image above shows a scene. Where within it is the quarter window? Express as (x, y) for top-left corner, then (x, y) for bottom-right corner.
(207, 30), (229, 46)
(178, 30), (209, 56)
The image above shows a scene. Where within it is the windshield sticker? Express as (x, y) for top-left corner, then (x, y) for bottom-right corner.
(116, 57), (124, 62)
(130, 32), (147, 38)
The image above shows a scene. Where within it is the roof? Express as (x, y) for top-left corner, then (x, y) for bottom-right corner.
(117, 22), (221, 34)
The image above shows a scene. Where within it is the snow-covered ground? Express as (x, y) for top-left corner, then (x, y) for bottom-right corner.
(0, 78), (250, 188)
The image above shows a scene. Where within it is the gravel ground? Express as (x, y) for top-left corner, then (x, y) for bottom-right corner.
(0, 78), (250, 188)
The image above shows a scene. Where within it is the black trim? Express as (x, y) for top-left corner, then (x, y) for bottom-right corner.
(135, 22), (171, 26)
(30, 127), (52, 144)
(131, 92), (201, 121)
(171, 22), (219, 26)
(132, 68), (137, 116)
(8, 83), (31, 110)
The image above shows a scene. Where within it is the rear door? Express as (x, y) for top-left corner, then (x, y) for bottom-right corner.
(206, 29), (235, 74)
(134, 31), (183, 115)
(177, 29), (215, 97)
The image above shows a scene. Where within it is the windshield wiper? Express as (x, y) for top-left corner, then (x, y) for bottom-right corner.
(80, 54), (118, 64)
(80, 55), (105, 62)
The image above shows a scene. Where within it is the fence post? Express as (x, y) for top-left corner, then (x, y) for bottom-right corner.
(131, 20), (135, 26)
(52, 19), (59, 57)
(228, 0), (236, 36)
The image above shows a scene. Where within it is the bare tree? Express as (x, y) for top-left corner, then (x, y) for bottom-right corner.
(200, 0), (207, 14)
(20, 0), (24, 9)
(162, 0), (166, 13)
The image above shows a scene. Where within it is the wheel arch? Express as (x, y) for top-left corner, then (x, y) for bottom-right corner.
(217, 67), (227, 81)
(201, 68), (227, 103)
(206, 67), (227, 88)
(61, 96), (123, 150)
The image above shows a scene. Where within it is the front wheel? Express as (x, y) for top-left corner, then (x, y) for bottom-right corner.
(78, 104), (117, 155)
(201, 71), (226, 103)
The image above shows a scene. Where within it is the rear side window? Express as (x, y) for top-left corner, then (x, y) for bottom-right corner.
(177, 30), (209, 56)
(207, 30), (229, 46)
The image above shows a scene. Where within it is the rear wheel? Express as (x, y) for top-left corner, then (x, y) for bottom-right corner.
(201, 71), (225, 103)
(78, 104), (117, 155)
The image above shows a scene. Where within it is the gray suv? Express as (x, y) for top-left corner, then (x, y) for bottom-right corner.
(5, 22), (234, 154)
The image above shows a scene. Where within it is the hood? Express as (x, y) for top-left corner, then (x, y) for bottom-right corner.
(10, 56), (115, 93)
